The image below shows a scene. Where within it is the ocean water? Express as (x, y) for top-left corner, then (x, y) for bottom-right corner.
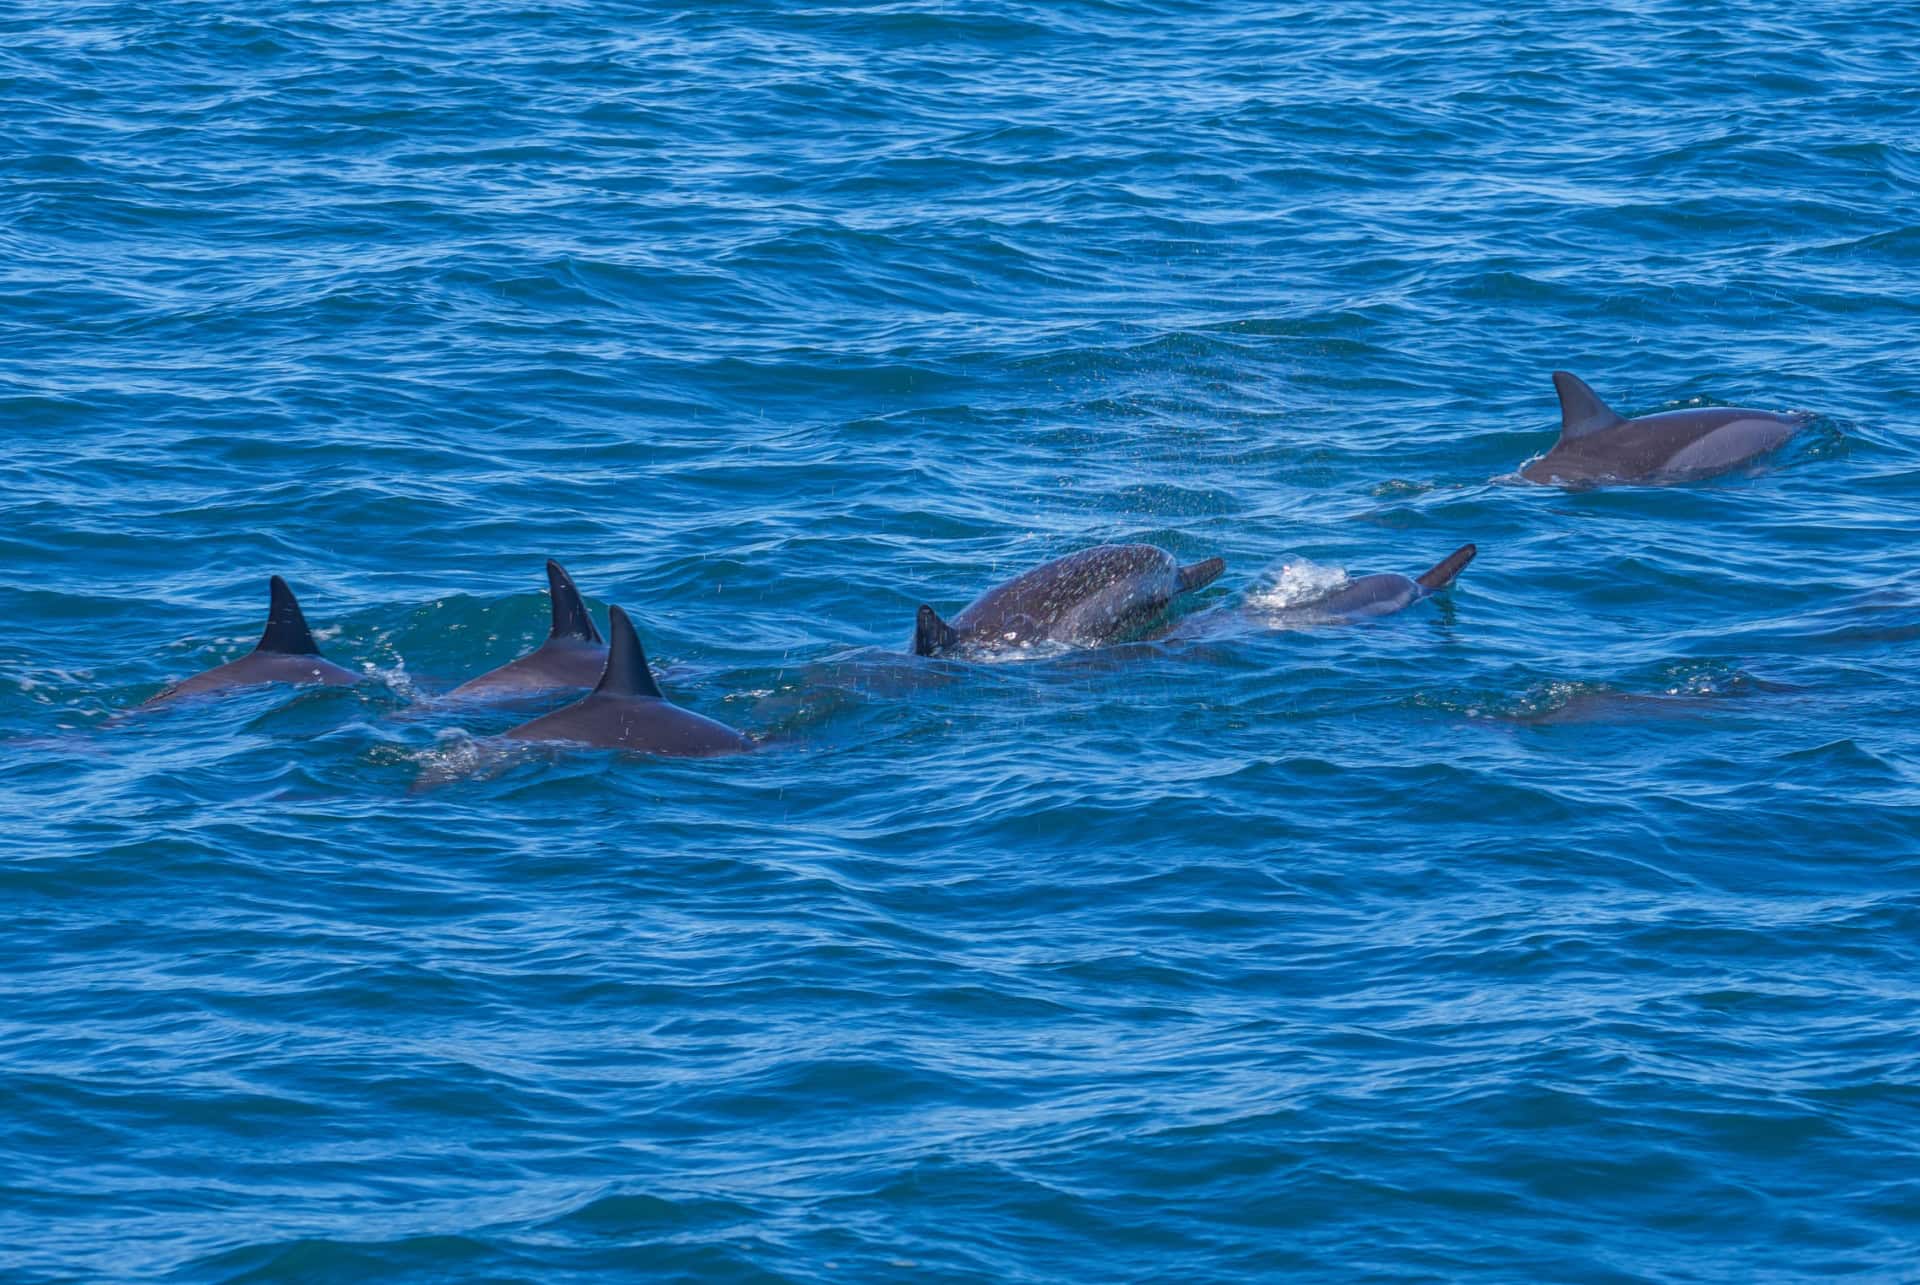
(4, 1), (1919, 1279)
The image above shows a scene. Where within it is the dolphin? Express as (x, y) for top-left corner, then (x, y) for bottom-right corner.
(505, 605), (752, 756)
(446, 560), (607, 699)
(1302, 543), (1477, 621)
(914, 544), (1225, 657)
(1521, 371), (1808, 486)
(145, 576), (360, 704)
(1168, 544), (1476, 639)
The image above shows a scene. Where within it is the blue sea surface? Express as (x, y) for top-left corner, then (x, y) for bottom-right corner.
(4, 2), (1920, 1280)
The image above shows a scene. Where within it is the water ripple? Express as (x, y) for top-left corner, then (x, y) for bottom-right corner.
(3, 1), (1920, 1281)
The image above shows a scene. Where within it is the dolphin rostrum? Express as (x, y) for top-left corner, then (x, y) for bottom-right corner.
(505, 605), (751, 756)
(145, 576), (360, 704)
(1300, 544), (1477, 620)
(446, 560), (607, 699)
(913, 544), (1225, 657)
(1521, 371), (1808, 486)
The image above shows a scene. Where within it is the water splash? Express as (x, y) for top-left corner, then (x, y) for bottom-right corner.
(1241, 557), (1349, 612)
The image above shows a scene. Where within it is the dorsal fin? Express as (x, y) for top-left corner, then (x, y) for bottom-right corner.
(255, 576), (321, 655)
(1415, 543), (1477, 591)
(594, 605), (664, 699)
(545, 560), (603, 643)
(913, 605), (959, 657)
(1553, 371), (1626, 440)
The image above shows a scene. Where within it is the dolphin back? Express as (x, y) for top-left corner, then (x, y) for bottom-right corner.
(506, 603), (752, 756)
(918, 544), (1227, 655)
(142, 576), (355, 705)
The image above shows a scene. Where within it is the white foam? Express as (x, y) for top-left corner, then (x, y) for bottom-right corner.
(411, 728), (517, 790)
(366, 656), (416, 700)
(1243, 557), (1348, 612)
(964, 637), (1076, 663)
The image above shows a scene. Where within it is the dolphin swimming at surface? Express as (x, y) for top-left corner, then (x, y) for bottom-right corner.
(145, 576), (360, 704)
(914, 544), (1225, 657)
(1520, 371), (1809, 486)
(1300, 543), (1477, 621)
(1165, 544), (1476, 639)
(505, 605), (752, 756)
(446, 560), (606, 699)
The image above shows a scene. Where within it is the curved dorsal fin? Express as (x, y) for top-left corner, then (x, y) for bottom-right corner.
(545, 560), (603, 643)
(595, 605), (664, 699)
(1553, 371), (1626, 440)
(913, 605), (959, 657)
(1415, 543), (1477, 591)
(256, 576), (321, 655)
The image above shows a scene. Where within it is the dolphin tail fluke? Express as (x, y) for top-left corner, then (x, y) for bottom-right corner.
(1416, 544), (1477, 592)
(1552, 371), (1626, 440)
(256, 576), (322, 656)
(1177, 557), (1225, 594)
(914, 605), (959, 657)
(545, 559), (603, 643)
(596, 605), (665, 699)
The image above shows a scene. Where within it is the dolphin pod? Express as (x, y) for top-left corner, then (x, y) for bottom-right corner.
(138, 367), (1817, 752)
